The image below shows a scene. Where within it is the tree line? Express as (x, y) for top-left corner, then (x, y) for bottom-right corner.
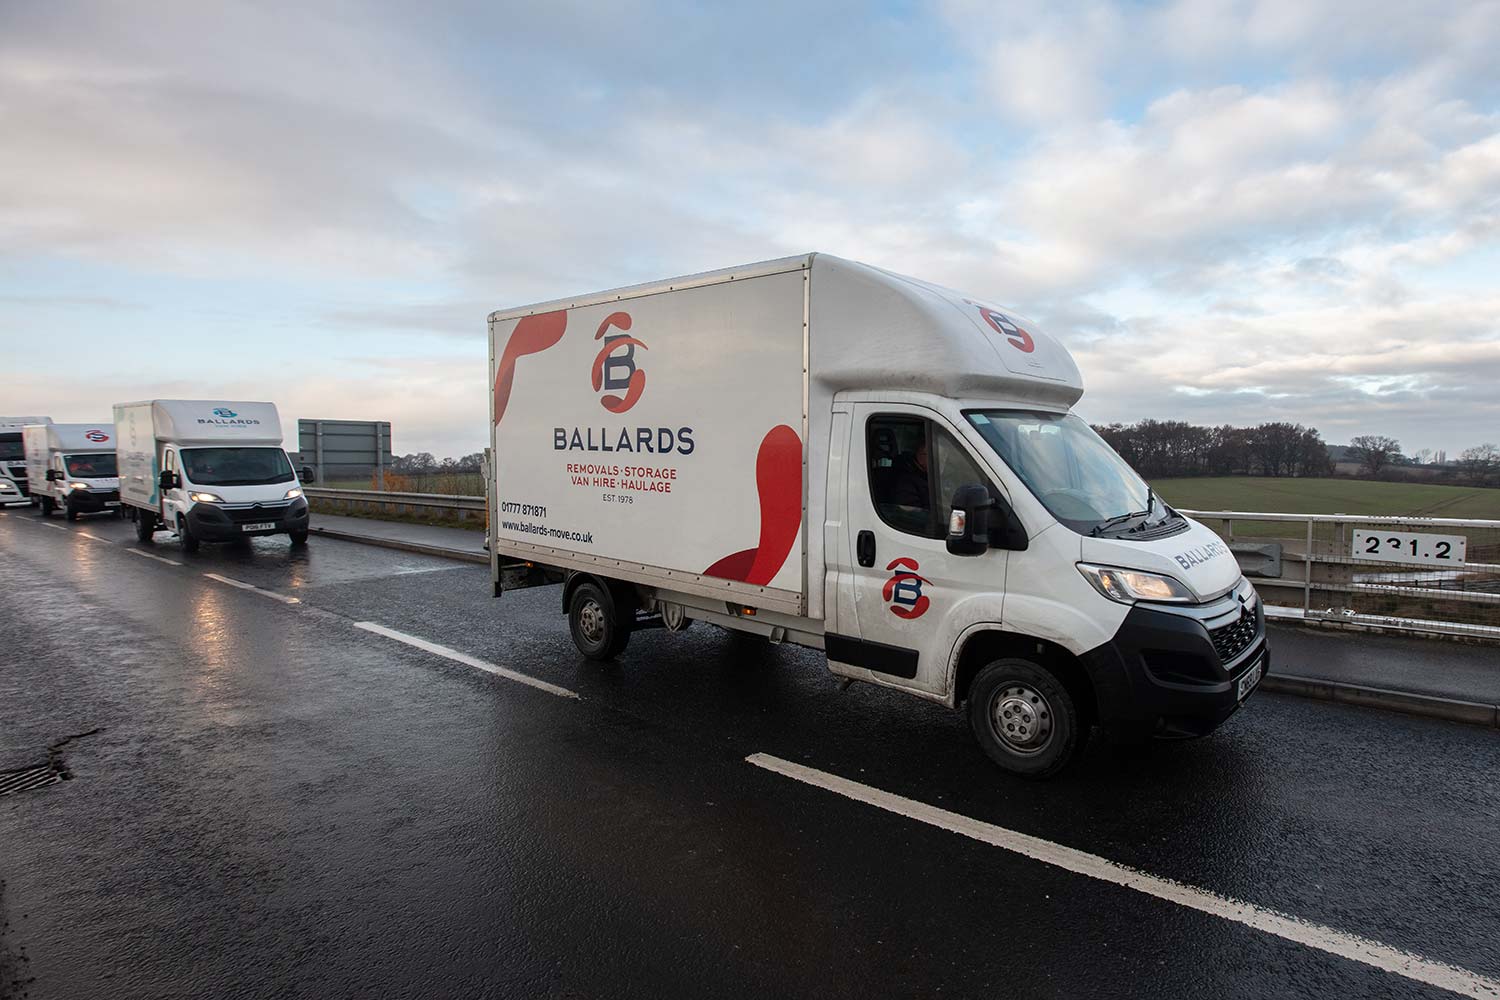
(1091, 420), (1332, 478)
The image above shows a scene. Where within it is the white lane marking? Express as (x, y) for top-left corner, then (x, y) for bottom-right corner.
(746, 754), (1500, 1000)
(75, 531), (108, 542)
(126, 548), (184, 567)
(354, 621), (579, 700)
(42, 523), (67, 531)
(202, 572), (302, 604)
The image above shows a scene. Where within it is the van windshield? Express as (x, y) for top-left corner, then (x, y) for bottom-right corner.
(181, 447), (294, 487)
(0, 436), (21, 461)
(66, 453), (117, 477)
(965, 410), (1174, 536)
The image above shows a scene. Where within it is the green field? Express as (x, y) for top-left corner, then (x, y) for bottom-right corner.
(1153, 476), (1500, 519)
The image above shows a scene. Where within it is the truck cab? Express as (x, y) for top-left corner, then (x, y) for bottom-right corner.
(23, 423), (120, 520)
(0, 416), (51, 496)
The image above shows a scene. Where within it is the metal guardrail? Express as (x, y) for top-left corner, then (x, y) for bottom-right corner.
(305, 489), (1499, 641)
(1181, 509), (1500, 641)
(304, 487), (485, 520)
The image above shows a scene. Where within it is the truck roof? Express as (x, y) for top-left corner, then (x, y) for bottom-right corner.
(24, 423), (116, 452)
(488, 253), (1083, 410)
(113, 400), (284, 446)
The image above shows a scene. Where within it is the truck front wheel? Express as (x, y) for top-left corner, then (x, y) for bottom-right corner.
(135, 510), (157, 542)
(39, 496), (54, 517)
(177, 515), (200, 553)
(968, 658), (1085, 779)
(568, 581), (630, 661)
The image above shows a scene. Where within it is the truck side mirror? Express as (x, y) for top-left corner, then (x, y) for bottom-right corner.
(46, 469), (62, 482)
(159, 470), (179, 490)
(946, 484), (992, 556)
(300, 466), (316, 484)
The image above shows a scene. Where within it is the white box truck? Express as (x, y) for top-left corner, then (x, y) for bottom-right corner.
(114, 400), (310, 551)
(487, 254), (1267, 777)
(24, 423), (121, 520)
(0, 416), (51, 497)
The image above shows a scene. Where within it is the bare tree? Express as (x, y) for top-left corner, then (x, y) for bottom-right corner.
(1348, 435), (1402, 477)
(1459, 444), (1500, 486)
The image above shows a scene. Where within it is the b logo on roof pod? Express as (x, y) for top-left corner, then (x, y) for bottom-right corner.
(84, 429), (110, 442)
(591, 312), (647, 413)
(969, 302), (1036, 354)
(883, 557), (931, 619)
(213, 408), (238, 418)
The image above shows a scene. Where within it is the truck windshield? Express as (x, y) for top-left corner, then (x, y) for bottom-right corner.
(0, 437), (21, 461)
(965, 410), (1173, 536)
(66, 453), (117, 477)
(181, 447), (294, 487)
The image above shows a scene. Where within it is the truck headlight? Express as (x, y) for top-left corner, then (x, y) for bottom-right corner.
(1077, 563), (1196, 604)
(69, 482), (91, 490)
(284, 487), (303, 499)
(189, 491), (224, 503)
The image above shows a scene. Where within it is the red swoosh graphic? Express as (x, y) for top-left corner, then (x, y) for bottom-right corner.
(494, 310), (567, 426)
(704, 424), (803, 587)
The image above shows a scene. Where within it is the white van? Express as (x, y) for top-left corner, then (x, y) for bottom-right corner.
(23, 423), (121, 520)
(114, 400), (310, 551)
(486, 254), (1267, 777)
(0, 416), (51, 496)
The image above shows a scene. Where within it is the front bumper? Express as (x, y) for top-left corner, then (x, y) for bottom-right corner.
(186, 498), (310, 542)
(1080, 588), (1269, 740)
(66, 489), (121, 512)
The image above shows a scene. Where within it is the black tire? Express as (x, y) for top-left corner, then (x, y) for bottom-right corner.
(568, 581), (630, 660)
(289, 529), (308, 546)
(39, 496), (55, 517)
(135, 510), (157, 543)
(178, 515), (200, 554)
(967, 658), (1085, 779)
(65, 504), (78, 522)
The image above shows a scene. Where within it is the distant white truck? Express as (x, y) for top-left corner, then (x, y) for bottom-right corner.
(114, 400), (310, 551)
(487, 254), (1267, 777)
(23, 423), (121, 520)
(0, 416), (51, 497)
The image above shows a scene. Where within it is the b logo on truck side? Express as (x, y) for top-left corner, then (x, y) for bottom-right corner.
(883, 557), (931, 619)
(591, 312), (647, 413)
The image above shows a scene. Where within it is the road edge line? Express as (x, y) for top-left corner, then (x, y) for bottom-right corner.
(352, 621), (579, 700)
(308, 525), (488, 564)
(745, 753), (1500, 1000)
(1261, 675), (1499, 728)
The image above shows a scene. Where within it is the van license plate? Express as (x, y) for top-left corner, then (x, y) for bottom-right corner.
(1237, 658), (1264, 701)
(241, 521), (276, 532)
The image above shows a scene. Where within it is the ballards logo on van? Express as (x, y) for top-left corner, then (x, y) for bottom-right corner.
(1173, 539), (1230, 571)
(554, 426), (695, 456)
(591, 312), (647, 413)
(213, 408), (237, 418)
(197, 412), (261, 426)
(84, 429), (110, 442)
(883, 557), (931, 619)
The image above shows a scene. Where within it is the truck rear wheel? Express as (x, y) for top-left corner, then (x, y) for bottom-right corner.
(967, 658), (1085, 779)
(135, 510), (157, 542)
(568, 581), (630, 660)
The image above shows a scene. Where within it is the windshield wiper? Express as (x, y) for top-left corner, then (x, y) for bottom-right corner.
(1091, 487), (1154, 536)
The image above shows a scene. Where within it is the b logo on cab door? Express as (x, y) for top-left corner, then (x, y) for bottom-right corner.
(883, 557), (930, 619)
(591, 312), (647, 413)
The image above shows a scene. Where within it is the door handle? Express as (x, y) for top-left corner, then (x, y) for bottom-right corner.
(856, 530), (876, 568)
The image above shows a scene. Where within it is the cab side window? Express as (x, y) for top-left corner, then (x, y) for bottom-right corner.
(868, 416), (994, 539)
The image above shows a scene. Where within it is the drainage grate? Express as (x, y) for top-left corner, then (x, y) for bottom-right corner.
(0, 763), (63, 797)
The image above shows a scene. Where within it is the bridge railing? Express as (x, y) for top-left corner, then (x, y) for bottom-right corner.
(1180, 510), (1500, 641)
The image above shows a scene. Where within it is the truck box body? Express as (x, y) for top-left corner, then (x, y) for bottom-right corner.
(488, 254), (1266, 777)
(23, 422), (120, 513)
(0, 416), (52, 495)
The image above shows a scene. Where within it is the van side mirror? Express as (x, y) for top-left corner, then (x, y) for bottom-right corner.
(300, 466), (316, 484)
(159, 470), (179, 490)
(46, 469), (62, 482)
(946, 484), (992, 556)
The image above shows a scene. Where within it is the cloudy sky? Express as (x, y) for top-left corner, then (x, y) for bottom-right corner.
(3, 0), (1498, 458)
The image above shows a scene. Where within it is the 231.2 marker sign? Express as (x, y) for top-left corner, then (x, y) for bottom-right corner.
(1351, 529), (1467, 567)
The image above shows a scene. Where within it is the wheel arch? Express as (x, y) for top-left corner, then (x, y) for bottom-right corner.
(948, 627), (1099, 728)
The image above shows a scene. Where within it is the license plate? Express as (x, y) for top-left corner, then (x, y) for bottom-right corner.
(241, 521), (277, 532)
(1237, 658), (1264, 701)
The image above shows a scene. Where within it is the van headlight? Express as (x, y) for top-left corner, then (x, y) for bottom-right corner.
(1077, 563), (1196, 604)
(189, 491), (225, 503)
(69, 482), (91, 490)
(284, 487), (303, 499)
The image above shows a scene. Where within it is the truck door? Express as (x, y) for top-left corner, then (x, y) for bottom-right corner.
(162, 448), (185, 524)
(827, 404), (1009, 696)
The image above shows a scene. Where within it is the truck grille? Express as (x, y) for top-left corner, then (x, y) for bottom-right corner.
(223, 501), (290, 523)
(1209, 607), (1259, 663)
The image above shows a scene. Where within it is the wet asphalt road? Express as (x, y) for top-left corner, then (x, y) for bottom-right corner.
(1, 509), (1497, 1000)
